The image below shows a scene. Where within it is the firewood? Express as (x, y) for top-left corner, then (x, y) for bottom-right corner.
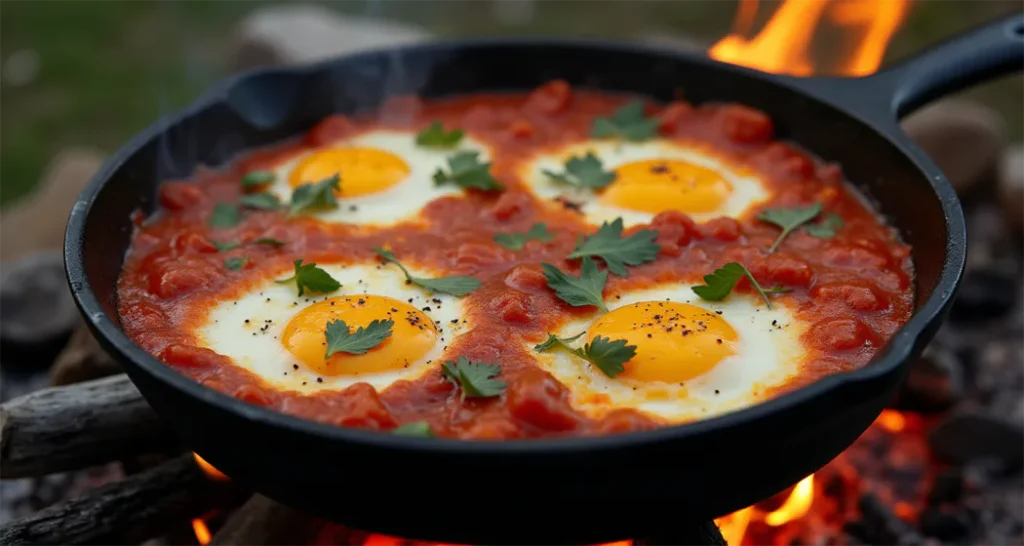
(211, 494), (325, 545)
(0, 454), (230, 545)
(0, 374), (178, 478)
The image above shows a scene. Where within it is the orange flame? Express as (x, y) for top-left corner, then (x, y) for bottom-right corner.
(192, 518), (212, 545)
(764, 475), (816, 526)
(709, 0), (910, 76)
(193, 452), (230, 481)
(876, 409), (906, 433)
(715, 507), (754, 546)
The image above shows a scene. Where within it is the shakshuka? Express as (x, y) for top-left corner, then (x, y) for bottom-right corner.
(117, 81), (913, 439)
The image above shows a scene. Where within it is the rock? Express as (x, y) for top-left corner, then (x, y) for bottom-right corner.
(0, 147), (105, 262)
(998, 145), (1023, 231)
(0, 251), (78, 365)
(234, 4), (432, 70)
(896, 347), (963, 412)
(949, 268), (1017, 322)
(929, 411), (1024, 467)
(902, 99), (1007, 194)
(49, 324), (120, 386)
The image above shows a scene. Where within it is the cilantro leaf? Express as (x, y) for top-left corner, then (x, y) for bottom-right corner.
(691, 262), (790, 310)
(567, 218), (660, 276)
(289, 174), (341, 216)
(542, 257), (609, 313)
(758, 202), (823, 253)
(543, 152), (617, 189)
(274, 259), (341, 297)
(242, 170), (275, 188)
(416, 121), (464, 148)
(212, 240), (241, 252)
(239, 193), (282, 211)
(392, 422), (434, 437)
(804, 212), (844, 238)
(440, 356), (506, 398)
(210, 203), (241, 228)
(534, 332), (635, 378)
(432, 151), (503, 192)
(493, 223), (554, 250)
(224, 257), (248, 271)
(252, 237), (285, 247)
(590, 100), (660, 142)
(324, 319), (394, 358)
(374, 247), (481, 296)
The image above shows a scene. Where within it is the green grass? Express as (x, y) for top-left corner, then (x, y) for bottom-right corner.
(2, 0), (1020, 208)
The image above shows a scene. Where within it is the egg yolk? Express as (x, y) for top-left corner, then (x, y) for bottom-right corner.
(588, 301), (738, 383)
(289, 148), (410, 197)
(601, 159), (732, 214)
(281, 295), (436, 376)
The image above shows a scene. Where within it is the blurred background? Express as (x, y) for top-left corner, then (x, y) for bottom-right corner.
(0, 0), (1021, 208)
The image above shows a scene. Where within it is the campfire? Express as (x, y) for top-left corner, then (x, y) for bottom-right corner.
(2, 1), (1021, 545)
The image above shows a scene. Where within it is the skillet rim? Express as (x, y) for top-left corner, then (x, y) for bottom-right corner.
(64, 36), (965, 455)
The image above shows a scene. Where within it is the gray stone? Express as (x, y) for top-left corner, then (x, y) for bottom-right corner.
(0, 251), (78, 353)
(998, 145), (1023, 231)
(929, 411), (1024, 467)
(902, 99), (1007, 194)
(234, 4), (433, 70)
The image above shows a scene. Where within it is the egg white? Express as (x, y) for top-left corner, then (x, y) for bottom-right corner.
(521, 140), (770, 227)
(531, 282), (809, 422)
(266, 130), (492, 226)
(196, 262), (468, 393)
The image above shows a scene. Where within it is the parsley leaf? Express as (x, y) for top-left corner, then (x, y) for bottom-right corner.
(542, 257), (609, 313)
(758, 202), (823, 253)
(242, 170), (275, 188)
(252, 237), (285, 247)
(210, 203), (241, 228)
(493, 223), (554, 250)
(239, 192), (282, 211)
(567, 218), (660, 276)
(432, 151), (504, 192)
(392, 422), (434, 437)
(805, 212), (844, 238)
(274, 259), (341, 297)
(416, 121), (464, 148)
(289, 174), (341, 216)
(374, 247), (480, 296)
(543, 152), (617, 189)
(590, 100), (660, 142)
(224, 257), (248, 270)
(324, 319), (394, 358)
(212, 240), (241, 252)
(440, 356), (506, 398)
(534, 332), (636, 378)
(691, 262), (790, 310)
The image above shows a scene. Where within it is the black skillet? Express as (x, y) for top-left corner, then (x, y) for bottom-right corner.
(65, 14), (1023, 545)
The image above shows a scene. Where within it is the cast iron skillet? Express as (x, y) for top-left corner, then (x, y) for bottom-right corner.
(66, 15), (1022, 544)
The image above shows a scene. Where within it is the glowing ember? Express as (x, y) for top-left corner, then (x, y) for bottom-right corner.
(192, 518), (212, 545)
(876, 409), (906, 432)
(708, 0), (911, 76)
(764, 475), (815, 526)
(193, 452), (230, 481)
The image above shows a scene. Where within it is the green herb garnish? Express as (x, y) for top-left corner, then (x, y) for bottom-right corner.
(567, 218), (660, 277)
(534, 332), (636, 378)
(210, 203), (241, 228)
(239, 193), (282, 211)
(374, 247), (480, 296)
(493, 223), (554, 251)
(212, 240), (241, 252)
(224, 257), (248, 271)
(252, 237), (285, 247)
(590, 100), (660, 142)
(543, 152), (617, 189)
(757, 202), (823, 253)
(324, 319), (394, 358)
(416, 121), (464, 148)
(805, 212), (844, 238)
(289, 174), (341, 216)
(432, 151), (503, 192)
(440, 357), (506, 398)
(392, 422), (434, 437)
(542, 257), (608, 313)
(242, 170), (275, 188)
(274, 259), (341, 297)
(691, 262), (790, 309)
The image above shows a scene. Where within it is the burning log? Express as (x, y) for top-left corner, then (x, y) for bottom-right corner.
(211, 494), (326, 545)
(0, 454), (232, 546)
(0, 374), (178, 478)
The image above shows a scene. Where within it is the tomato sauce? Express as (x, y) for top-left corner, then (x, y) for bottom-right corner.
(117, 82), (914, 439)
